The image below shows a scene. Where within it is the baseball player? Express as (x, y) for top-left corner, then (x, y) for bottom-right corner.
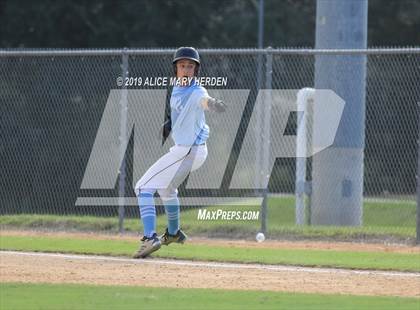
(133, 47), (226, 258)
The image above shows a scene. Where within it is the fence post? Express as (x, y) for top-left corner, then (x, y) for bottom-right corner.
(417, 101), (420, 244)
(255, 0), (265, 195)
(254, 61), (264, 192)
(260, 47), (272, 234)
(118, 48), (129, 234)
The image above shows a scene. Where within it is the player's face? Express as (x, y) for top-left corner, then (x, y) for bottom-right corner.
(176, 59), (196, 78)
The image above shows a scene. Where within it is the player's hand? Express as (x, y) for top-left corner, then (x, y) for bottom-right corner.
(208, 97), (227, 113)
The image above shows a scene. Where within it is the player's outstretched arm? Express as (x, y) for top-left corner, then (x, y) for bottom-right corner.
(201, 97), (227, 112)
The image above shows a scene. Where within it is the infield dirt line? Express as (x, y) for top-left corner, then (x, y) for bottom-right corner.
(2, 250), (419, 278)
(1, 251), (420, 297)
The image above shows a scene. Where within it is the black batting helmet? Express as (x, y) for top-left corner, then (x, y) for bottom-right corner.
(173, 47), (200, 75)
(173, 47), (200, 65)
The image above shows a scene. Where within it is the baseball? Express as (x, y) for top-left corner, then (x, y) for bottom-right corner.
(256, 232), (265, 243)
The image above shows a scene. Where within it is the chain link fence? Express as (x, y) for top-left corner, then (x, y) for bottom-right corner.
(1, 48), (419, 242)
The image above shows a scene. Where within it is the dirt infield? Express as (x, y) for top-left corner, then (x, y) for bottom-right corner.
(1, 230), (420, 297)
(1, 251), (419, 298)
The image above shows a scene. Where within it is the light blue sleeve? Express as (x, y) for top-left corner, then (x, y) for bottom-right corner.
(190, 86), (210, 110)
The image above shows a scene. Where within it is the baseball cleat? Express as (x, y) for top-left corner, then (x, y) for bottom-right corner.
(160, 228), (188, 246)
(133, 233), (161, 258)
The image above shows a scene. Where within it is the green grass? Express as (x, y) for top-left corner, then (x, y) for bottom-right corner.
(1, 234), (419, 272)
(0, 197), (416, 242)
(1, 283), (418, 310)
